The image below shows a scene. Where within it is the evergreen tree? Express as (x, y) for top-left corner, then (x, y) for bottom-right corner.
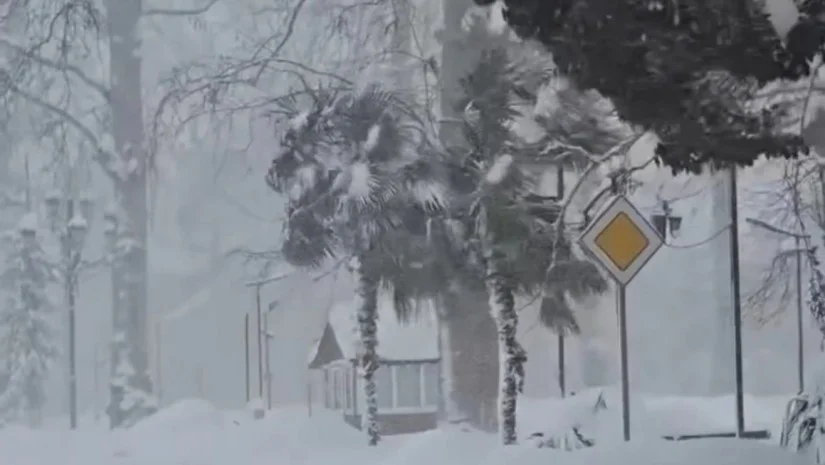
(0, 214), (57, 427)
(267, 86), (446, 446)
(473, 0), (824, 173)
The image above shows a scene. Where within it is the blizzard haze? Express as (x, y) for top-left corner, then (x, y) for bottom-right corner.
(0, 0), (824, 463)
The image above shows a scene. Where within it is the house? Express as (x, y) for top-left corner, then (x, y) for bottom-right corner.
(307, 295), (441, 435)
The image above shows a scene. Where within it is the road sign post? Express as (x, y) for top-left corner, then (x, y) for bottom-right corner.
(579, 195), (663, 442)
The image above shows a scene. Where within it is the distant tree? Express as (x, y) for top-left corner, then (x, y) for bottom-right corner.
(0, 214), (57, 427)
(472, 0), (825, 173)
(266, 85), (446, 446)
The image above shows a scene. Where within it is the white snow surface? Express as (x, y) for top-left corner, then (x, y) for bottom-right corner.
(2, 393), (809, 465)
(325, 294), (439, 361)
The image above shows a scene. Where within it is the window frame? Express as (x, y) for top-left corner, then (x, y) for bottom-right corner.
(373, 361), (439, 414)
(393, 363), (423, 409)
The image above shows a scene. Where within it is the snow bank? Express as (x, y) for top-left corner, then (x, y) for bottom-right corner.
(130, 398), (226, 436)
(520, 388), (789, 444)
(383, 426), (494, 465)
(0, 394), (803, 465)
(482, 439), (807, 465)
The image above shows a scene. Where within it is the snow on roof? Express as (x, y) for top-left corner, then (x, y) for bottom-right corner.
(326, 293), (439, 362)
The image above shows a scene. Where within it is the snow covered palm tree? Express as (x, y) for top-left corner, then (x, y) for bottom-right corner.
(267, 86), (446, 446)
(447, 48), (555, 445)
(0, 214), (57, 427)
(445, 47), (613, 444)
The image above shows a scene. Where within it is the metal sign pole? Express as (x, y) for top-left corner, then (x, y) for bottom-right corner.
(578, 194), (664, 443)
(617, 282), (630, 442)
(558, 334), (566, 397)
(728, 167), (745, 437)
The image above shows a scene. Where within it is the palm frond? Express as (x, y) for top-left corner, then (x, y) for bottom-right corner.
(554, 259), (609, 302)
(538, 289), (580, 335)
(281, 212), (336, 269)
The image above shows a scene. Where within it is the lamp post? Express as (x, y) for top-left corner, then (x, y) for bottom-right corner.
(745, 217), (810, 393)
(44, 190), (89, 430)
(263, 300), (279, 409)
(44, 190), (114, 429)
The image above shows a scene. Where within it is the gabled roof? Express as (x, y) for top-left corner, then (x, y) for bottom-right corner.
(307, 323), (344, 369)
(307, 294), (440, 367)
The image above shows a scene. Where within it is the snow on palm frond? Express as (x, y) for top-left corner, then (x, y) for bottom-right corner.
(269, 83), (436, 260)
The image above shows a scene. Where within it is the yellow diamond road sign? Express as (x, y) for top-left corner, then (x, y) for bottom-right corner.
(579, 195), (662, 285)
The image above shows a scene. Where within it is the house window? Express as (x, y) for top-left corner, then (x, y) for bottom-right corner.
(375, 364), (394, 409)
(395, 364), (422, 408)
(423, 362), (440, 407)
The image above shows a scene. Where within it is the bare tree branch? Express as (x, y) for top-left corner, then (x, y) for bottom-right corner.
(0, 37), (110, 100)
(143, 0), (220, 16)
(249, 0), (310, 85)
(0, 71), (119, 182)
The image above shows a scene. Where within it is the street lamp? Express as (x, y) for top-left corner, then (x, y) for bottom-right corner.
(745, 217), (810, 394)
(651, 200), (682, 239)
(263, 300), (279, 409)
(43, 191), (111, 429)
(244, 272), (290, 411)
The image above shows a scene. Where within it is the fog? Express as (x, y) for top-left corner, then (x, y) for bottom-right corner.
(0, 0), (817, 427)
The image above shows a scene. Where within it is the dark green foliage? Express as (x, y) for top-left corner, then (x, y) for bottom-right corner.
(474, 0), (817, 173)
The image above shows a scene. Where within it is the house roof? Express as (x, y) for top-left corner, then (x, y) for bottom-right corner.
(310, 294), (440, 366)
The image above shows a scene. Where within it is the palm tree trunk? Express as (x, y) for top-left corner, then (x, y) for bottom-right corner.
(486, 263), (525, 445)
(354, 256), (381, 446)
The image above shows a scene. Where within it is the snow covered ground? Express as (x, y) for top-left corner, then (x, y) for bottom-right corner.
(0, 391), (810, 465)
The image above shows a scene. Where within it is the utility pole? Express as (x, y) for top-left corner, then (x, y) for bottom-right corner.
(728, 167), (745, 437)
(255, 285), (263, 399)
(155, 320), (163, 404)
(66, 199), (78, 430)
(745, 217), (810, 394)
(244, 314), (250, 403)
(796, 234), (804, 393)
(263, 310), (271, 409)
(264, 300), (279, 409)
(244, 272), (289, 405)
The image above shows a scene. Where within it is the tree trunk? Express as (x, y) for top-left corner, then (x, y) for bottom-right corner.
(354, 257), (380, 446)
(443, 287), (498, 430)
(486, 265), (525, 445)
(105, 0), (154, 428)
